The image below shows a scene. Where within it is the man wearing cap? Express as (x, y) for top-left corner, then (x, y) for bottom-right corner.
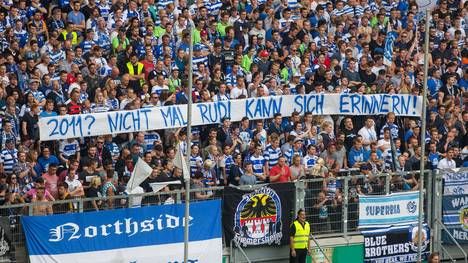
(192, 44), (208, 75)
(284, 138), (304, 165)
(112, 26), (130, 54)
(125, 52), (145, 92)
(27, 79), (46, 107)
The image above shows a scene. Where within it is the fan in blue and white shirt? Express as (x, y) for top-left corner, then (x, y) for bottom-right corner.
(263, 140), (282, 168)
(144, 131), (161, 151)
(13, 20), (28, 48)
(0, 140), (18, 175)
(303, 145), (319, 171)
(59, 138), (80, 161)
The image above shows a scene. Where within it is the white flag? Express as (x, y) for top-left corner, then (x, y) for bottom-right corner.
(173, 145), (190, 180)
(149, 181), (182, 193)
(127, 157), (153, 192)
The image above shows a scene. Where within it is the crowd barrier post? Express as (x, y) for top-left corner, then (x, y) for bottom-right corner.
(295, 180), (306, 216)
(342, 176), (349, 238)
(384, 173), (391, 195)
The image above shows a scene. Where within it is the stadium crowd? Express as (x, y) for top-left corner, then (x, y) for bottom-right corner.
(0, 0), (466, 215)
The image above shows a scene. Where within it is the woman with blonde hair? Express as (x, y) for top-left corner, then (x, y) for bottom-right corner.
(290, 155), (305, 180)
(90, 90), (111, 113)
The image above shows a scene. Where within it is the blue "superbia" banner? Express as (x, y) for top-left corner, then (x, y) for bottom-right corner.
(359, 191), (420, 228)
(38, 94), (422, 141)
(21, 200), (222, 263)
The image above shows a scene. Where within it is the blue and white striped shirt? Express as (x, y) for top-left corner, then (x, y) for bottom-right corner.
(264, 145), (282, 167)
(98, 3), (111, 21)
(144, 131), (161, 151)
(208, 0), (223, 16)
(249, 155), (266, 176)
(0, 148), (18, 174)
(80, 40), (96, 54)
(284, 148), (303, 164)
(190, 155), (203, 175)
(192, 55), (208, 74)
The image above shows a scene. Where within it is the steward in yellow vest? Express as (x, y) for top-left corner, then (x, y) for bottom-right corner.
(125, 52), (145, 93)
(290, 209), (310, 263)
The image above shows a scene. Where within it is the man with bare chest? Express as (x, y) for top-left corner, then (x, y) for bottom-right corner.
(31, 187), (53, 216)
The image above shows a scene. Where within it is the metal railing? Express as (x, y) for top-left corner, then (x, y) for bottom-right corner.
(0, 169), (436, 262)
(301, 170), (432, 237)
(435, 219), (468, 263)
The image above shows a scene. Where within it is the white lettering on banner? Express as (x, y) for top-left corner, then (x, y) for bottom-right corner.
(451, 196), (468, 207)
(453, 230), (468, 240)
(39, 94), (423, 141)
(48, 215), (193, 242)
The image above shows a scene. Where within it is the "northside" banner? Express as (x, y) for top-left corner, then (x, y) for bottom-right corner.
(39, 94), (422, 141)
(359, 191), (420, 228)
(21, 200), (222, 263)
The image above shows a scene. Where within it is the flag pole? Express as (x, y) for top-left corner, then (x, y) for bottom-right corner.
(184, 19), (194, 263)
(417, 8), (430, 262)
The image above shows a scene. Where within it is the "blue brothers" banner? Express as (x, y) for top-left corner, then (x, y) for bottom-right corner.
(363, 224), (430, 263)
(21, 200), (222, 263)
(359, 191), (420, 228)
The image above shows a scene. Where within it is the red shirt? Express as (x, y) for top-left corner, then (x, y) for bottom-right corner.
(269, 165), (292, 183)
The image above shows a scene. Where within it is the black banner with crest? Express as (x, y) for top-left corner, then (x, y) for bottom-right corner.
(222, 183), (295, 247)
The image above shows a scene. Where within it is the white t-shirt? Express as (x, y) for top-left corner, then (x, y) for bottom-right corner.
(65, 178), (83, 196)
(359, 126), (378, 144)
(437, 158), (456, 169)
(377, 138), (391, 152)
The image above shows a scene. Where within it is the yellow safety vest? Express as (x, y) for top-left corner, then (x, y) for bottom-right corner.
(293, 220), (310, 249)
(126, 62), (145, 87)
(61, 30), (78, 46)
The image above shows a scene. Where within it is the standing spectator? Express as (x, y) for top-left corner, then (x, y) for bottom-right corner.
(438, 147), (457, 169)
(42, 164), (60, 199)
(270, 156), (292, 183)
(31, 187), (53, 216)
(0, 139), (18, 175)
(239, 161), (257, 186)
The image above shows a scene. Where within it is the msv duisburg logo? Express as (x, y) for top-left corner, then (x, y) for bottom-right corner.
(407, 201), (417, 214)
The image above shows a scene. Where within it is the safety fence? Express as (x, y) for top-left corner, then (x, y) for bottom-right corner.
(0, 169), (440, 262)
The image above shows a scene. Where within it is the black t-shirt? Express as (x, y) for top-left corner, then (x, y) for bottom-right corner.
(79, 170), (100, 187)
(86, 186), (99, 198)
(360, 71), (376, 86)
(21, 113), (38, 140)
(343, 127), (357, 151)
(369, 40), (384, 56)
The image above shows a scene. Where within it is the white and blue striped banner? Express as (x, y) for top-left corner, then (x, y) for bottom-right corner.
(383, 31), (398, 66)
(443, 170), (468, 195)
(359, 191), (419, 228)
(21, 200), (222, 263)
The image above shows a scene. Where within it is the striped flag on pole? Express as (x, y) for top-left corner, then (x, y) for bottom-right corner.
(383, 31), (398, 67)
